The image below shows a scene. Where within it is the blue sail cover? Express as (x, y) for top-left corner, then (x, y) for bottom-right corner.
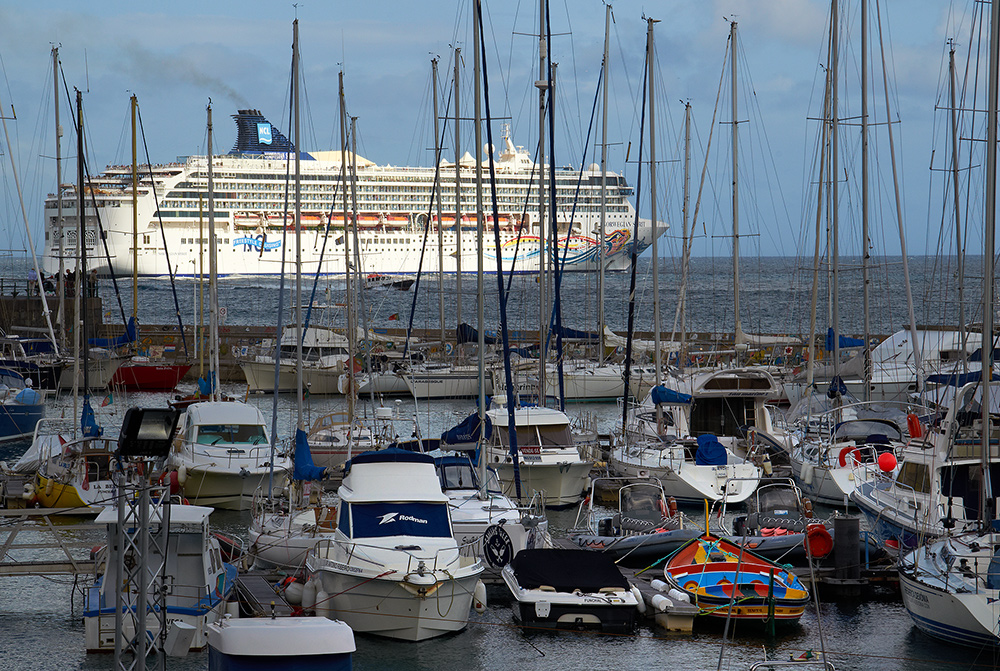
(550, 325), (599, 341)
(81, 398), (103, 438)
(441, 412), (492, 444)
(293, 428), (326, 481)
(825, 327), (865, 351)
(651, 385), (693, 405)
(695, 434), (727, 466)
(197, 374), (216, 396)
(827, 375), (848, 399)
(925, 370), (999, 387)
(88, 316), (138, 349)
(456, 323), (499, 345)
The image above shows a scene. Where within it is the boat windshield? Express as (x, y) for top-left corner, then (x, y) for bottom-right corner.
(347, 502), (451, 539)
(196, 424), (267, 445)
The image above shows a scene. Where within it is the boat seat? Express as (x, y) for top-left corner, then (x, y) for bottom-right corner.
(537, 585), (557, 592)
(598, 587), (621, 593)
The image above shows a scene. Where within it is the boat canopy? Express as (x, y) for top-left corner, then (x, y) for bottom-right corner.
(651, 385), (692, 405)
(509, 548), (628, 592)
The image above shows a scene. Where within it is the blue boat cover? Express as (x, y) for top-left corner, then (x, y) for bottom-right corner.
(293, 428), (326, 481)
(441, 412), (493, 444)
(197, 374), (216, 396)
(550, 325), (599, 341)
(391, 438), (442, 453)
(695, 434), (727, 466)
(456, 323), (499, 345)
(81, 398), (103, 438)
(651, 385), (693, 405)
(825, 327), (865, 351)
(349, 500), (451, 539)
(925, 370), (999, 386)
(88, 316), (138, 349)
(13, 388), (42, 405)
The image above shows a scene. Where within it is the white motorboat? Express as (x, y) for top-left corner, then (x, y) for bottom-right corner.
(238, 324), (350, 395)
(170, 401), (291, 510)
(482, 405), (594, 508)
(404, 362), (486, 399)
(306, 448), (484, 641)
(84, 503), (237, 653)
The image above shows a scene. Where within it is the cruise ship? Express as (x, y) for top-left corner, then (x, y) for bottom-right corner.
(42, 110), (658, 277)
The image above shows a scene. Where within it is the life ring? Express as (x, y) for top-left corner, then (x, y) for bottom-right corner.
(838, 446), (860, 467)
(906, 413), (922, 439)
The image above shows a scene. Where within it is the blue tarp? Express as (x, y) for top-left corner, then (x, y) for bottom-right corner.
(441, 412), (493, 444)
(198, 374), (216, 396)
(81, 398), (102, 438)
(825, 327), (865, 351)
(88, 316), (138, 349)
(550, 325), (599, 341)
(695, 434), (727, 466)
(925, 370), (999, 387)
(292, 428), (326, 481)
(651, 385), (693, 405)
(13, 388), (42, 405)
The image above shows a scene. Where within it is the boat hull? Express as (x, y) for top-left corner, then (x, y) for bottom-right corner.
(110, 362), (191, 391)
(313, 566), (480, 641)
(491, 460), (591, 508)
(0, 402), (44, 442)
(899, 570), (1000, 648)
(181, 466), (289, 511)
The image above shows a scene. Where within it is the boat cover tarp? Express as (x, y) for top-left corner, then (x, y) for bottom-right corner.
(391, 438), (443, 453)
(509, 548), (629, 592)
(198, 374), (216, 396)
(88, 316), (138, 349)
(81, 398), (102, 438)
(345, 447), (434, 473)
(651, 385), (692, 405)
(550, 325), (599, 341)
(13, 388), (42, 405)
(925, 370), (999, 387)
(825, 328), (865, 351)
(456, 323), (498, 345)
(695, 434), (727, 466)
(441, 412), (493, 444)
(349, 501), (451, 539)
(293, 428), (326, 481)
(969, 348), (1000, 362)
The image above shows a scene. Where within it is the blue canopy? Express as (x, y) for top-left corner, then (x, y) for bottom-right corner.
(441, 412), (492, 444)
(345, 447), (434, 475)
(825, 327), (865, 351)
(81, 398), (102, 438)
(88, 316), (138, 349)
(695, 434), (727, 466)
(293, 428), (326, 481)
(651, 385), (693, 405)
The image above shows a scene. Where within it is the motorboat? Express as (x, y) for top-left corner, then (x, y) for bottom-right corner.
(502, 547), (641, 633)
(238, 324), (350, 394)
(306, 448), (484, 641)
(169, 401), (291, 510)
(207, 616), (355, 671)
(482, 405), (594, 508)
(84, 503), (238, 653)
(305, 410), (376, 471)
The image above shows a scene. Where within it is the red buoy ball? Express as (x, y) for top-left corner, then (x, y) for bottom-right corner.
(878, 452), (897, 472)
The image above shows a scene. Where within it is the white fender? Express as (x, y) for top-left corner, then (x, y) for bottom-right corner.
(473, 580), (487, 614)
(631, 585), (646, 614)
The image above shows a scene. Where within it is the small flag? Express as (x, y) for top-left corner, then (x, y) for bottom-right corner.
(388, 313), (399, 321)
(101, 393), (113, 407)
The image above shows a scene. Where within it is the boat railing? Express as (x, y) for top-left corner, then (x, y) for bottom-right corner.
(311, 536), (480, 575)
(179, 439), (280, 467)
(747, 660), (835, 671)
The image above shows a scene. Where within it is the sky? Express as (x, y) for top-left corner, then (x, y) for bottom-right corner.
(0, 0), (985, 263)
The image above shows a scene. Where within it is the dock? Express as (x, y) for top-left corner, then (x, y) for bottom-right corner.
(0, 508), (99, 577)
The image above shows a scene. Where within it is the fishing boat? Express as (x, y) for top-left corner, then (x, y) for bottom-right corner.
(84, 503), (238, 653)
(481, 404), (594, 508)
(0, 368), (44, 442)
(662, 535), (811, 624)
(207, 616), (355, 671)
(110, 356), (191, 392)
(169, 400), (291, 510)
(306, 448), (484, 641)
(501, 547), (641, 633)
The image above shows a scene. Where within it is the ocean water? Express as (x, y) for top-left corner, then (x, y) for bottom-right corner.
(0, 254), (996, 670)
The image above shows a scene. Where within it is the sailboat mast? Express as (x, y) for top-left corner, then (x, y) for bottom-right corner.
(340, 72), (356, 424)
(53, 47), (66, 350)
(982, 0), (1000, 525)
(293, 19), (304, 428)
(432, 57), (446, 347)
(648, 18), (661, 386)
(730, 20), (743, 351)
(536, 0), (548, 404)
(76, 90), (89, 396)
(861, 0), (871, 401)
(454, 48), (463, 341)
(680, 101), (691, 372)
(949, 43), (968, 373)
(598, 5), (610, 360)
(830, 0), (841, 379)
(131, 95), (139, 324)
(207, 103), (219, 401)
(474, 0), (486, 421)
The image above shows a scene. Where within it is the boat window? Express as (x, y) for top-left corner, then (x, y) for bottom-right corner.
(347, 502), (451, 539)
(196, 424), (267, 445)
(537, 425), (573, 448)
(438, 462), (477, 490)
(896, 462), (930, 494)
